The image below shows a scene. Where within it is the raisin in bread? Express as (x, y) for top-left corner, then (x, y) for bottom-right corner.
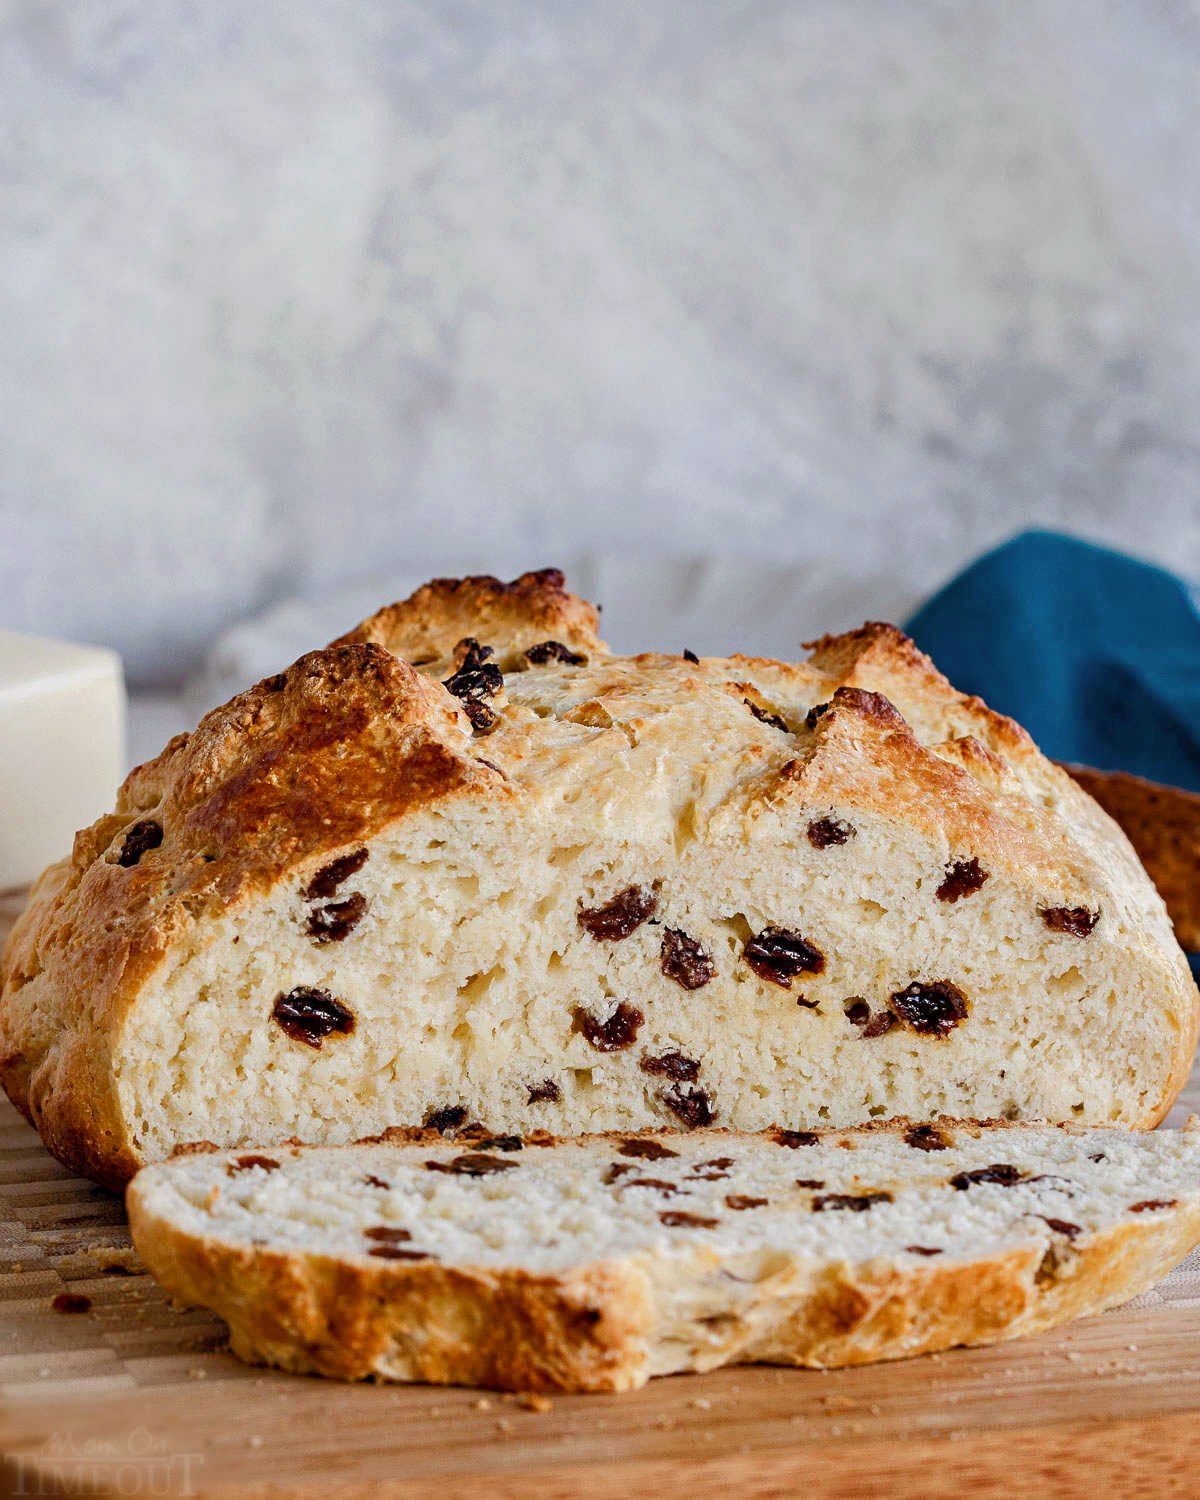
(126, 1120), (1200, 1392)
(2, 570), (1196, 1188)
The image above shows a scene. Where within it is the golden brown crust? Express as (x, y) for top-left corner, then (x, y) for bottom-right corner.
(334, 568), (605, 665)
(765, 687), (1063, 888)
(0, 570), (604, 1188)
(126, 1126), (1200, 1392)
(802, 622), (1035, 758)
(1065, 766), (1200, 951)
(753, 1210), (1200, 1371)
(135, 1217), (653, 1391)
(0, 643), (489, 1189)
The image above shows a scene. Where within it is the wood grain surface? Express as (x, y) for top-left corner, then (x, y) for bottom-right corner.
(3, 890), (1200, 1498)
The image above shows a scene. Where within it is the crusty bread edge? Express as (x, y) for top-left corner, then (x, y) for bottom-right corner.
(125, 1131), (1200, 1393)
(1063, 764), (1200, 954)
(126, 1183), (655, 1392)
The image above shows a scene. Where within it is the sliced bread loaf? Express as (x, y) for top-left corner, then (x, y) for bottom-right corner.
(4, 570), (1196, 1188)
(127, 1120), (1200, 1392)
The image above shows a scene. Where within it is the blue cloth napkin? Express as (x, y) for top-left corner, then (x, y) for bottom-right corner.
(906, 530), (1200, 971)
(906, 530), (1200, 794)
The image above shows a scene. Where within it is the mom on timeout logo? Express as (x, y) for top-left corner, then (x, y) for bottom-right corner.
(8, 1426), (204, 1496)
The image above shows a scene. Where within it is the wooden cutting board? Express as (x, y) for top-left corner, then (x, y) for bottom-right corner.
(3, 891), (1200, 1499)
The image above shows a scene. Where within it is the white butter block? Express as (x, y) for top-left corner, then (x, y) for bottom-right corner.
(0, 631), (125, 891)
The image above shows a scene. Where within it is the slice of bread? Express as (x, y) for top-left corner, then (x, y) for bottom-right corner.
(127, 1120), (1200, 1392)
(3, 571), (1196, 1189)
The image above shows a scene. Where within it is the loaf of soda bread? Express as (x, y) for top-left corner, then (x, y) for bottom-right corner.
(126, 1119), (1200, 1391)
(2, 570), (1196, 1188)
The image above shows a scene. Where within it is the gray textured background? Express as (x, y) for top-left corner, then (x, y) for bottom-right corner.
(3, 1), (1199, 687)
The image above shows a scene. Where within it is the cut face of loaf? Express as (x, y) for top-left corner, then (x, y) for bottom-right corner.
(1, 569), (1196, 1188)
(126, 1120), (1200, 1391)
